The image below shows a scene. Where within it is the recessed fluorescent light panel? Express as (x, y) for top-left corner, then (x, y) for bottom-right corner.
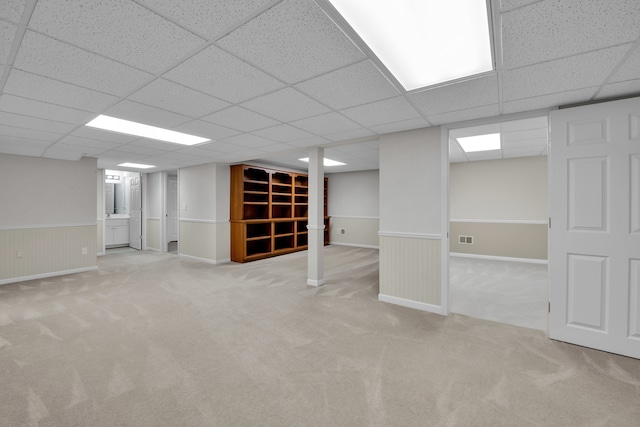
(86, 115), (209, 146)
(327, 0), (494, 91)
(299, 157), (346, 167)
(457, 133), (501, 153)
(118, 162), (155, 169)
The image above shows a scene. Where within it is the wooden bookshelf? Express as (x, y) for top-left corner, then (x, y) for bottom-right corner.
(230, 164), (329, 263)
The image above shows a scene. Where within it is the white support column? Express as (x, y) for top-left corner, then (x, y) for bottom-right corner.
(307, 147), (325, 286)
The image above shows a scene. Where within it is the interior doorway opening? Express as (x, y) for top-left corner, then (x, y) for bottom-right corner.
(104, 169), (142, 252)
(166, 173), (178, 254)
(447, 115), (549, 331)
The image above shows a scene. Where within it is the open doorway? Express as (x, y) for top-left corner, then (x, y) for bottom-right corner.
(104, 169), (142, 252)
(447, 116), (549, 331)
(166, 173), (178, 254)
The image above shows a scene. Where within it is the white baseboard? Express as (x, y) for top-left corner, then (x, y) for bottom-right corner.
(178, 254), (230, 265)
(0, 266), (99, 286)
(378, 294), (446, 315)
(450, 252), (548, 264)
(307, 278), (326, 287)
(329, 242), (379, 250)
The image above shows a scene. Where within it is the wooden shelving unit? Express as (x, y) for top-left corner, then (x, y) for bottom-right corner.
(230, 164), (329, 263)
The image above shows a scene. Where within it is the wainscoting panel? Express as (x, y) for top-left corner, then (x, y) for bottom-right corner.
(329, 217), (379, 248)
(450, 221), (547, 260)
(379, 235), (441, 308)
(96, 219), (103, 255)
(147, 218), (161, 251)
(0, 224), (97, 284)
(179, 220), (229, 264)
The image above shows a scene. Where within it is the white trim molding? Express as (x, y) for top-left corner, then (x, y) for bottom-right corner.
(178, 254), (230, 265)
(329, 215), (380, 220)
(450, 219), (547, 225)
(306, 225), (326, 230)
(378, 294), (447, 315)
(178, 218), (229, 224)
(0, 266), (98, 286)
(330, 242), (379, 250)
(378, 231), (442, 240)
(450, 252), (548, 264)
(0, 222), (97, 230)
(307, 278), (326, 287)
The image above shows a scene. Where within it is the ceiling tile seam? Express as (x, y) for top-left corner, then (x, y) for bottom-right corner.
(489, 0), (505, 116)
(590, 39), (640, 101)
(0, 0), (37, 95)
(499, 0), (545, 14)
(503, 85), (601, 105)
(0, 108), (74, 127)
(501, 40), (638, 72)
(0, 121), (67, 137)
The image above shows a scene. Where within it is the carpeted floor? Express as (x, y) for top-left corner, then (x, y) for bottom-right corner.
(1, 246), (639, 426)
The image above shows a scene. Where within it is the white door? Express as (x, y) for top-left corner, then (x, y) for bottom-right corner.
(549, 96), (640, 359)
(167, 176), (178, 242)
(129, 175), (142, 250)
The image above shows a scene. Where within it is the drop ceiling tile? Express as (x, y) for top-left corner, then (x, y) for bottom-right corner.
(285, 135), (330, 148)
(256, 142), (296, 153)
(0, 94), (94, 124)
(125, 139), (182, 151)
(368, 117), (431, 135)
(502, 137), (547, 152)
(217, 0), (365, 84)
(290, 112), (360, 136)
(500, 116), (548, 133)
(409, 75), (499, 116)
(609, 45), (640, 83)
(0, 123), (62, 141)
(111, 144), (168, 157)
(341, 97), (421, 127)
(171, 120), (240, 141)
(98, 150), (149, 161)
(199, 141), (246, 153)
(14, 31), (152, 96)
(138, 0), (272, 39)
(502, 147), (546, 158)
(1, 0), (26, 22)
(296, 60), (398, 110)
(464, 150), (502, 162)
(242, 87), (331, 122)
(70, 127), (140, 144)
(215, 149), (266, 162)
(502, 128), (547, 143)
(44, 142), (104, 157)
(427, 104), (500, 126)
(596, 79), (640, 100)
(252, 124), (314, 143)
(29, 0), (205, 73)
(104, 100), (191, 128)
(324, 128), (375, 142)
(0, 111), (74, 134)
(0, 138), (47, 157)
(56, 135), (121, 151)
(165, 44), (283, 103)
(202, 106), (279, 132)
(503, 87), (598, 114)
(221, 133), (276, 148)
(503, 45), (630, 101)
(4, 69), (118, 112)
(129, 78), (229, 118)
(0, 20), (17, 63)
(500, 0), (539, 12)
(174, 146), (224, 158)
(502, 0), (640, 69)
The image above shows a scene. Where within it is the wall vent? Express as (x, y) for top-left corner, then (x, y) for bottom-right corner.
(458, 235), (474, 245)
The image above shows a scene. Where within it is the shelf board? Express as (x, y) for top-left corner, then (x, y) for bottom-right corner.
(246, 235), (271, 241)
(244, 190), (268, 195)
(244, 179), (269, 184)
(274, 233), (294, 238)
(272, 202), (292, 205)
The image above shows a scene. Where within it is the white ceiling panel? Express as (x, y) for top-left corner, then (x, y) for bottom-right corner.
(341, 97), (421, 127)
(252, 124), (314, 143)
(0, 94), (94, 124)
(174, 146), (224, 158)
(171, 120), (240, 141)
(221, 133), (277, 148)
(285, 136), (330, 148)
(56, 135), (121, 152)
(503, 87), (598, 114)
(200, 141), (247, 154)
(502, 0), (640, 69)
(69, 127), (140, 144)
(502, 128), (547, 143)
(500, 116), (548, 133)
(129, 78), (230, 119)
(202, 106), (279, 132)
(295, 60), (398, 109)
(427, 104), (500, 126)
(609, 44), (640, 83)
(104, 100), (191, 128)
(255, 142), (297, 153)
(110, 144), (167, 157)
(29, 0), (205, 73)
(13, 31), (152, 96)
(1, 0), (26, 22)
(596, 80), (640, 100)
(138, 0), (272, 39)
(500, 0), (539, 12)
(0, 20), (17, 64)
(0, 139), (47, 157)
(503, 45), (630, 101)
(44, 142), (104, 157)
(502, 147), (546, 159)
(126, 139), (183, 152)
(97, 150), (149, 161)
(0, 111), (74, 134)
(217, 0), (365, 84)
(241, 87), (330, 122)
(409, 75), (499, 116)
(290, 112), (360, 136)
(0, 123), (62, 142)
(4, 69), (118, 112)
(368, 117), (430, 135)
(324, 128), (375, 142)
(165, 44), (283, 103)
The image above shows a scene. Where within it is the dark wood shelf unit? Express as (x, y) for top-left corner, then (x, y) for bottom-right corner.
(231, 164), (329, 263)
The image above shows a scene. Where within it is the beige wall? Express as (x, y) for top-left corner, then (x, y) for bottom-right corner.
(147, 218), (161, 251)
(179, 221), (229, 263)
(329, 217), (379, 248)
(450, 222), (547, 260)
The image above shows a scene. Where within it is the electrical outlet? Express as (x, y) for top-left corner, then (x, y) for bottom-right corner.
(339, 228), (346, 235)
(17, 250), (23, 258)
(82, 247), (87, 255)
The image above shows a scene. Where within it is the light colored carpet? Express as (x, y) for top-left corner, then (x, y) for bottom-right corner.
(0, 246), (639, 426)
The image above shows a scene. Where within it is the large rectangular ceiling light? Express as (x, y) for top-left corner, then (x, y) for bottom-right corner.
(86, 115), (210, 146)
(327, 0), (494, 91)
(457, 133), (500, 152)
(299, 157), (346, 167)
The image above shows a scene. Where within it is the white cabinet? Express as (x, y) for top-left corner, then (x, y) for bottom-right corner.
(105, 219), (130, 247)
